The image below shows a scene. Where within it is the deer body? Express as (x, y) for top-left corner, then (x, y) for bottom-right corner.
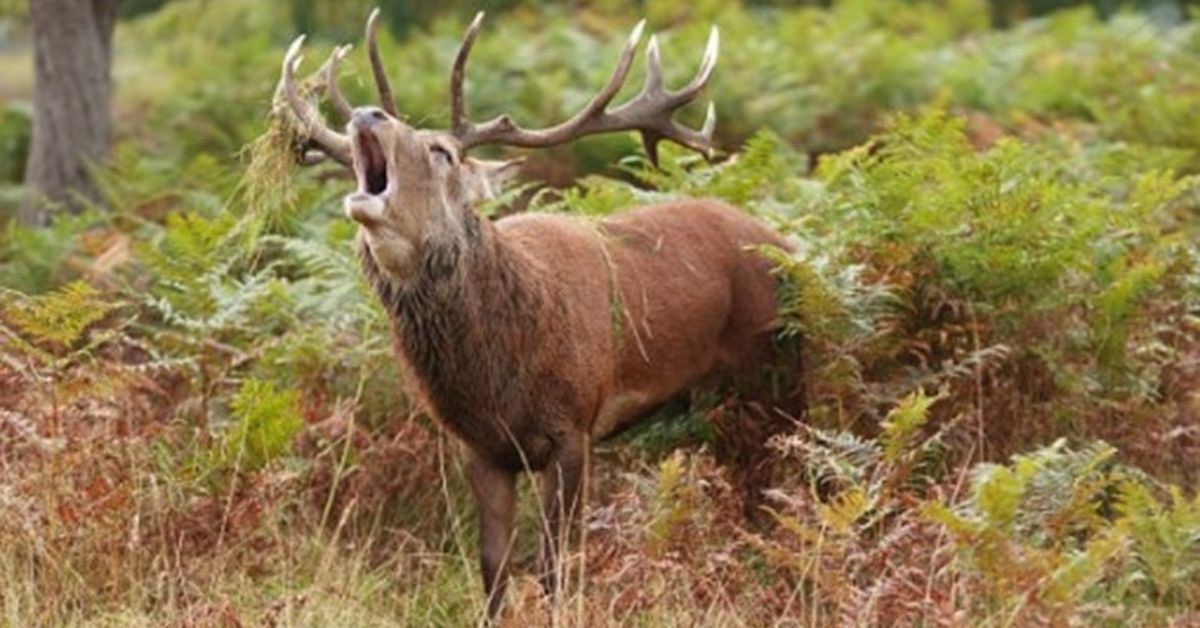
(362, 200), (788, 472)
(275, 11), (800, 619)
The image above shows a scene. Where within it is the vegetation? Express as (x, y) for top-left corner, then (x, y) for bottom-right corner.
(1, 0), (1198, 625)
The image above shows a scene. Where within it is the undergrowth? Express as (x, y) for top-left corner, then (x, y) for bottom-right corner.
(2, 0), (1199, 625)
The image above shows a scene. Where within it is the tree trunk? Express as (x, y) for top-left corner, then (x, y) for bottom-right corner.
(19, 0), (120, 226)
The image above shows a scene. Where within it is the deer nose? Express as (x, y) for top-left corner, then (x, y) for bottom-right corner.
(351, 107), (389, 129)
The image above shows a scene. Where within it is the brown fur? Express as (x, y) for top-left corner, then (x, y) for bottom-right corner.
(362, 199), (793, 470)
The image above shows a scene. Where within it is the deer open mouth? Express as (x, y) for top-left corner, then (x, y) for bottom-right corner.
(355, 129), (389, 196)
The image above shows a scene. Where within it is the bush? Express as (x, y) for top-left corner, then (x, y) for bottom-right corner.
(0, 105), (29, 184)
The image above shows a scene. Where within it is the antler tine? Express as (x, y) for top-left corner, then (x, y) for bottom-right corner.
(366, 8), (397, 116)
(322, 44), (354, 121)
(618, 25), (719, 162)
(643, 34), (664, 94)
(609, 24), (721, 162)
(451, 11), (486, 137)
(560, 19), (646, 127)
(277, 35), (353, 167)
(455, 19), (646, 150)
(450, 20), (719, 165)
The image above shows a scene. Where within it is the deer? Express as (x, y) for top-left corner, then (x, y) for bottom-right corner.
(274, 9), (803, 620)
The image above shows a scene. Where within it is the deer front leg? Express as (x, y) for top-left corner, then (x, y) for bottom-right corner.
(538, 437), (586, 600)
(468, 454), (516, 621)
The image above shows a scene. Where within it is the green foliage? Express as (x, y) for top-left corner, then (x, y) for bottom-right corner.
(0, 105), (30, 184)
(820, 110), (1101, 307)
(3, 280), (114, 349)
(791, 108), (1195, 413)
(1116, 481), (1200, 606)
(223, 378), (303, 470)
(0, 209), (105, 294)
(880, 388), (941, 463)
(645, 451), (694, 555)
(140, 211), (242, 319)
(767, 391), (1198, 623)
(0, 277), (137, 416)
(924, 440), (1200, 618)
(613, 397), (717, 459)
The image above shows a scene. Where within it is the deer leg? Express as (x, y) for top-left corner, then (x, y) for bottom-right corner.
(468, 454), (516, 621)
(538, 437), (585, 600)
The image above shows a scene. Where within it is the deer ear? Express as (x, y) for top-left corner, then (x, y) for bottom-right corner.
(469, 157), (525, 190)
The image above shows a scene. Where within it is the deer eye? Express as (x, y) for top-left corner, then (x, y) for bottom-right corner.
(429, 144), (454, 165)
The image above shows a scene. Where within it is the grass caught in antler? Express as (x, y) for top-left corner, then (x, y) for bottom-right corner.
(239, 109), (301, 218)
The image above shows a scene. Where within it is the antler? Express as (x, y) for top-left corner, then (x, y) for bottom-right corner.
(366, 8), (397, 116)
(450, 13), (719, 164)
(277, 35), (354, 167)
(275, 10), (401, 167)
(323, 44), (355, 121)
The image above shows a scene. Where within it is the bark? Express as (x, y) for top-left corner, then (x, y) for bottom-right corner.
(19, 0), (121, 225)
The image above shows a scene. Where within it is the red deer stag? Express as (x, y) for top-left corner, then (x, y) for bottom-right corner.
(275, 9), (803, 619)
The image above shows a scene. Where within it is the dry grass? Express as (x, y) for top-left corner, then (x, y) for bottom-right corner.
(3, 325), (1195, 626)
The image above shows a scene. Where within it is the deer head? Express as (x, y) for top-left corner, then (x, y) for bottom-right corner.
(276, 9), (718, 280)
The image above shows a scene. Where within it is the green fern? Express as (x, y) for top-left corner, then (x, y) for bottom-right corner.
(880, 388), (942, 463)
(223, 378), (303, 471)
(3, 281), (115, 350)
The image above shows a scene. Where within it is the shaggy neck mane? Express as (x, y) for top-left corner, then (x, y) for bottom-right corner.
(358, 210), (553, 461)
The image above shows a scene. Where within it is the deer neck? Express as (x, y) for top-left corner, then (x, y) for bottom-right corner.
(358, 205), (549, 445)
